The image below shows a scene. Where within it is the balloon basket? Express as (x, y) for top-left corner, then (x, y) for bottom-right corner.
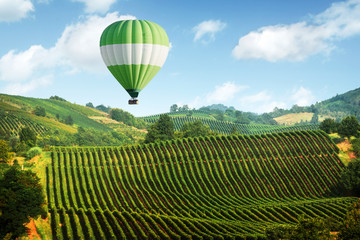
(128, 99), (139, 105)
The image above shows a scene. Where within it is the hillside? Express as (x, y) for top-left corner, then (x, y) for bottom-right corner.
(141, 112), (318, 134)
(46, 130), (356, 239)
(0, 93), (146, 143)
(271, 87), (360, 124)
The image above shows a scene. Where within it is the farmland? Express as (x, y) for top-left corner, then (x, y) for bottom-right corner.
(141, 114), (319, 135)
(46, 130), (356, 239)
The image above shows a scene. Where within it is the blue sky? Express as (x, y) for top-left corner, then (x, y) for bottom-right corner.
(0, 0), (359, 117)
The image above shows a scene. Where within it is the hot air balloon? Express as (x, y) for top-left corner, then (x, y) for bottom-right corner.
(100, 20), (169, 104)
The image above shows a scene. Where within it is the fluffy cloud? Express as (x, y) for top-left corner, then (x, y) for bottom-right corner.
(238, 90), (287, 113)
(55, 13), (136, 72)
(0, 12), (135, 94)
(232, 0), (360, 61)
(206, 82), (247, 103)
(0, 0), (34, 22)
(72, 0), (116, 14)
(291, 86), (315, 106)
(193, 20), (226, 42)
(3, 75), (53, 95)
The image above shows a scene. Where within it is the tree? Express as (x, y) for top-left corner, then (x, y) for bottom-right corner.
(64, 115), (74, 125)
(341, 158), (360, 196)
(0, 140), (11, 163)
(33, 106), (46, 117)
(95, 104), (111, 113)
(109, 108), (146, 129)
(19, 127), (37, 147)
(86, 102), (94, 108)
(338, 199), (360, 240)
(180, 120), (212, 138)
(235, 111), (250, 124)
(352, 138), (360, 158)
(319, 118), (339, 134)
(310, 113), (319, 124)
(215, 112), (224, 121)
(145, 114), (174, 143)
(0, 166), (45, 239)
(170, 104), (178, 112)
(338, 116), (360, 139)
(49, 95), (67, 101)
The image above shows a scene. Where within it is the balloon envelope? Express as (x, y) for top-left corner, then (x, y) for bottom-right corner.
(100, 20), (169, 98)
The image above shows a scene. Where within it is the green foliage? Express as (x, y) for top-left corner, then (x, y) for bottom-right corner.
(86, 102), (94, 108)
(265, 217), (333, 240)
(26, 147), (42, 160)
(145, 114), (174, 143)
(49, 95), (67, 101)
(235, 111), (250, 124)
(33, 106), (46, 117)
(352, 138), (360, 158)
(179, 120), (213, 138)
(109, 108), (146, 129)
(74, 127), (132, 146)
(320, 118), (339, 134)
(95, 104), (111, 113)
(341, 159), (360, 196)
(170, 104), (178, 112)
(64, 115), (74, 125)
(0, 140), (11, 163)
(338, 199), (360, 240)
(338, 116), (360, 139)
(0, 166), (45, 239)
(19, 127), (37, 147)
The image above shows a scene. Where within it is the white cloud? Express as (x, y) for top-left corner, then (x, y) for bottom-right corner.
(232, 0), (360, 61)
(0, 45), (53, 82)
(206, 82), (247, 103)
(72, 0), (116, 14)
(3, 75), (53, 95)
(0, 12), (135, 94)
(291, 86), (315, 106)
(0, 0), (34, 22)
(238, 90), (287, 113)
(55, 12), (136, 72)
(193, 20), (226, 42)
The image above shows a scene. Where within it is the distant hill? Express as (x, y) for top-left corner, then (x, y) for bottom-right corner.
(317, 87), (360, 118)
(140, 111), (318, 135)
(271, 87), (360, 124)
(0, 93), (146, 143)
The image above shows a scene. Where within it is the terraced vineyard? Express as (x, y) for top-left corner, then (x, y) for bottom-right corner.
(46, 130), (356, 239)
(0, 111), (48, 135)
(141, 115), (319, 135)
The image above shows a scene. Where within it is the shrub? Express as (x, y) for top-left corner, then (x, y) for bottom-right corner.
(26, 147), (42, 160)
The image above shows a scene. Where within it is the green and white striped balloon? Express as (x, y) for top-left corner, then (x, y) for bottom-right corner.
(100, 20), (169, 99)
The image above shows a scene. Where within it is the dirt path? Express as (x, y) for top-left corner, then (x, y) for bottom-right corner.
(26, 219), (40, 240)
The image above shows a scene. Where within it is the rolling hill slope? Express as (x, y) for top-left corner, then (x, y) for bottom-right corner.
(141, 113), (319, 135)
(0, 94), (146, 142)
(46, 130), (356, 239)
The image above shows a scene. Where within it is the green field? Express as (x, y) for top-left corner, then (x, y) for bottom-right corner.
(141, 114), (319, 135)
(45, 130), (356, 239)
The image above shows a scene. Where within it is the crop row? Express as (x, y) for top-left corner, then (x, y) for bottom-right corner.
(49, 195), (355, 240)
(46, 130), (356, 238)
(141, 115), (318, 135)
(0, 111), (47, 136)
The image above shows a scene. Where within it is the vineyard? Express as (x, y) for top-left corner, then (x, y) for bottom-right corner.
(46, 130), (356, 239)
(0, 111), (48, 136)
(141, 115), (319, 135)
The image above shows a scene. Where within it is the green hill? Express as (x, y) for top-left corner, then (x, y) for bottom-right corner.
(0, 94), (146, 144)
(271, 87), (360, 123)
(140, 112), (318, 134)
(45, 130), (356, 239)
